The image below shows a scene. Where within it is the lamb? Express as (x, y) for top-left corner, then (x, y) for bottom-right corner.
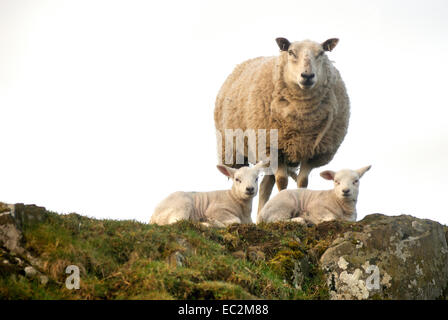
(257, 165), (371, 225)
(149, 161), (265, 227)
(214, 37), (350, 214)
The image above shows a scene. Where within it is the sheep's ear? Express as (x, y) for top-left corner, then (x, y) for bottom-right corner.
(217, 165), (236, 179)
(356, 165), (372, 178)
(322, 38), (339, 52)
(320, 170), (335, 181)
(276, 37), (291, 51)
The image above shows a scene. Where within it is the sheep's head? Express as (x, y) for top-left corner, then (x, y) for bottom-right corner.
(217, 161), (266, 200)
(320, 165), (371, 202)
(276, 37), (339, 90)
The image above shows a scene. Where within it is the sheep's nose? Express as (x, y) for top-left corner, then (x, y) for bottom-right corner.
(342, 189), (350, 194)
(246, 187), (254, 193)
(301, 72), (315, 80)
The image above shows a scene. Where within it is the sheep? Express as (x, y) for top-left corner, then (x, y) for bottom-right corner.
(257, 165), (371, 225)
(214, 37), (350, 214)
(149, 161), (265, 227)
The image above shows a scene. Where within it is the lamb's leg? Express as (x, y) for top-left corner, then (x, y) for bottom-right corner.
(275, 161), (288, 191)
(257, 174), (275, 215)
(201, 219), (226, 228)
(202, 214), (241, 228)
(297, 160), (313, 188)
(290, 217), (307, 225)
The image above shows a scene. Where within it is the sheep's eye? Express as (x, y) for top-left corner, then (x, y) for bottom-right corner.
(288, 50), (297, 58)
(353, 180), (359, 184)
(335, 181), (340, 185)
(255, 177), (259, 182)
(235, 178), (241, 183)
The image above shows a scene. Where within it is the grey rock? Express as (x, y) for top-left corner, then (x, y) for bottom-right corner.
(24, 266), (38, 278)
(320, 214), (448, 300)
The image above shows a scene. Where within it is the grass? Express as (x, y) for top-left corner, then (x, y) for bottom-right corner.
(0, 208), (361, 300)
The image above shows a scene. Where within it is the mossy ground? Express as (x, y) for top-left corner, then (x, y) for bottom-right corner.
(0, 209), (361, 300)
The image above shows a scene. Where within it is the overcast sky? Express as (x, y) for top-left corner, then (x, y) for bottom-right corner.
(1, 0), (447, 225)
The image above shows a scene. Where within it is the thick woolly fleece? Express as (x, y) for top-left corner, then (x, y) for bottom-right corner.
(214, 49), (350, 168)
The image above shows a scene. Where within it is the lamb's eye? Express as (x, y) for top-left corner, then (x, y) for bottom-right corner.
(235, 178), (241, 183)
(335, 181), (340, 185)
(255, 177), (259, 182)
(353, 180), (359, 184)
(288, 50), (297, 58)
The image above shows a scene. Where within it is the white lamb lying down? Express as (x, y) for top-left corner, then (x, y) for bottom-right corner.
(257, 165), (371, 225)
(150, 161), (265, 227)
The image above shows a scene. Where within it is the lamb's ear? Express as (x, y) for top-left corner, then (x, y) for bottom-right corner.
(276, 37), (291, 51)
(320, 170), (336, 181)
(322, 38), (339, 52)
(217, 165), (236, 179)
(254, 160), (270, 172)
(356, 165), (372, 178)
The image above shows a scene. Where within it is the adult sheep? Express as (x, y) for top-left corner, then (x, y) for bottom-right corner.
(214, 37), (350, 213)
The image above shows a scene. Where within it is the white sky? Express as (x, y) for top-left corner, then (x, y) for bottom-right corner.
(1, 0), (447, 224)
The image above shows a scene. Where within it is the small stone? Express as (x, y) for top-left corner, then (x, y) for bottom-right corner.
(39, 275), (49, 285)
(2, 259), (9, 264)
(169, 251), (185, 267)
(24, 266), (38, 278)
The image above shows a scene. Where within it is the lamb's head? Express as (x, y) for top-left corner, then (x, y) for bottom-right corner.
(320, 165), (371, 202)
(217, 161), (266, 200)
(276, 37), (339, 90)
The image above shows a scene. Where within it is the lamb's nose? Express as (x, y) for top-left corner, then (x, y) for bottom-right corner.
(246, 187), (254, 193)
(301, 72), (315, 80)
(342, 189), (350, 194)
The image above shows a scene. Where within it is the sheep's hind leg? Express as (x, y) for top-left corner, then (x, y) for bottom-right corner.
(297, 160), (313, 188)
(275, 161), (288, 191)
(257, 174), (275, 215)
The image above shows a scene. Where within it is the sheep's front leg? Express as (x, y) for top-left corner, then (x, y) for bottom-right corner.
(257, 174), (275, 215)
(297, 160), (313, 188)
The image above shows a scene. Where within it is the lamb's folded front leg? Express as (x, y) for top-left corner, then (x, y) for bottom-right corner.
(290, 217), (307, 225)
(203, 206), (242, 228)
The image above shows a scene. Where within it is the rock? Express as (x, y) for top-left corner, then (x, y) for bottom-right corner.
(0, 211), (24, 255)
(12, 203), (47, 229)
(169, 251), (186, 267)
(320, 214), (448, 300)
(24, 266), (38, 278)
(39, 275), (49, 285)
